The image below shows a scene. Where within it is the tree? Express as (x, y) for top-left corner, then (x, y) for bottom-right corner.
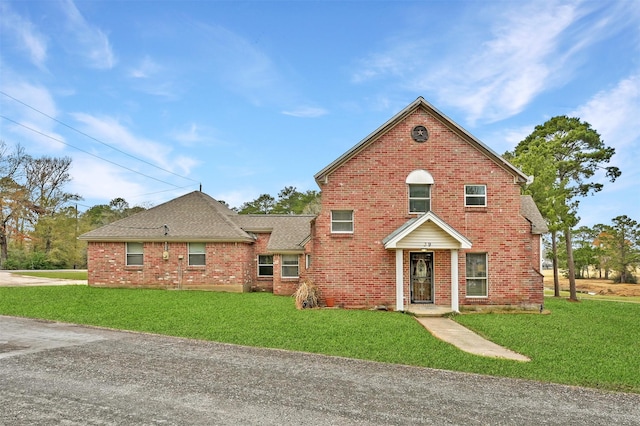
(509, 116), (621, 301)
(24, 156), (80, 254)
(272, 186), (320, 214)
(598, 216), (640, 284)
(238, 194), (276, 214)
(238, 187), (321, 215)
(0, 142), (27, 266)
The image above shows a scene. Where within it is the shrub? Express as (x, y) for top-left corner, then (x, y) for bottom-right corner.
(293, 280), (320, 309)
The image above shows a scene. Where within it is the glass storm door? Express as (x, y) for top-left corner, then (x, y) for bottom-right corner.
(410, 252), (433, 303)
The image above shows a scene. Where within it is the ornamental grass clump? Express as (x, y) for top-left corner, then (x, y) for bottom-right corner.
(294, 280), (320, 309)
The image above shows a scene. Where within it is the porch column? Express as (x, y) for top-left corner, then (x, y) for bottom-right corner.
(451, 249), (459, 313)
(395, 249), (404, 311)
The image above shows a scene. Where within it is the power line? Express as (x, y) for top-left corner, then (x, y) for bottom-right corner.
(0, 90), (199, 184)
(0, 114), (184, 188)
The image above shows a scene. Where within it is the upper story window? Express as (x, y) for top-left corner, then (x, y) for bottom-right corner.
(406, 169), (434, 214)
(126, 242), (143, 266)
(331, 210), (354, 233)
(258, 255), (274, 277)
(409, 184), (431, 213)
(188, 242), (206, 266)
(465, 185), (487, 207)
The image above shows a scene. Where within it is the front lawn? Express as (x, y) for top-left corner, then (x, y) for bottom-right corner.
(0, 286), (637, 393)
(11, 270), (88, 280)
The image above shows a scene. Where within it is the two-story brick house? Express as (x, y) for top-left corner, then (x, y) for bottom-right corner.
(80, 97), (546, 311)
(308, 97), (546, 311)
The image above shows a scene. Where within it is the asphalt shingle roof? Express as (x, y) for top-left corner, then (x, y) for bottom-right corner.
(79, 191), (314, 252)
(521, 195), (548, 234)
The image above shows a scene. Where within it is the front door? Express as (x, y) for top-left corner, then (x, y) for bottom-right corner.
(410, 252), (433, 303)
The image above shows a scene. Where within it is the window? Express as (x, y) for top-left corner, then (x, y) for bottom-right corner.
(281, 254), (299, 278)
(258, 255), (274, 276)
(409, 184), (431, 213)
(466, 253), (488, 297)
(331, 210), (353, 233)
(465, 185), (487, 207)
(126, 242), (143, 266)
(406, 169), (434, 214)
(188, 242), (206, 266)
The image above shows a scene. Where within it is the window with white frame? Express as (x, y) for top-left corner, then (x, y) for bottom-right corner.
(406, 169), (434, 214)
(409, 184), (431, 213)
(281, 254), (299, 278)
(465, 185), (487, 207)
(126, 242), (143, 266)
(188, 242), (206, 266)
(331, 210), (354, 233)
(258, 255), (274, 276)
(466, 253), (488, 297)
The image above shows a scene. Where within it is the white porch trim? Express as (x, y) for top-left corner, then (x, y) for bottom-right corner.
(451, 249), (459, 312)
(395, 249), (404, 311)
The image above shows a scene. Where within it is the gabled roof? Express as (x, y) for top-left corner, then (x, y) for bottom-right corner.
(383, 211), (473, 250)
(314, 97), (530, 186)
(521, 195), (548, 234)
(79, 191), (254, 242)
(79, 191), (315, 252)
(235, 214), (316, 253)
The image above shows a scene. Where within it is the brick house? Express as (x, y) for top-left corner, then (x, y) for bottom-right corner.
(80, 97), (546, 311)
(79, 191), (314, 295)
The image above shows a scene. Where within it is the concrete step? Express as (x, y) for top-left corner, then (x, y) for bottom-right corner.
(405, 305), (453, 317)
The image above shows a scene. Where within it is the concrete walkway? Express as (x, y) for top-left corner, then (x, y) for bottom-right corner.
(416, 317), (531, 362)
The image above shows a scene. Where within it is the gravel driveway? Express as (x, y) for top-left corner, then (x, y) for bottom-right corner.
(1, 315), (639, 425)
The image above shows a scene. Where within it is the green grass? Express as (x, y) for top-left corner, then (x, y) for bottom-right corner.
(11, 270), (88, 280)
(544, 288), (640, 303)
(0, 286), (638, 393)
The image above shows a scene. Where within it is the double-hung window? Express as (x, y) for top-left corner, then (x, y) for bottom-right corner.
(409, 184), (431, 213)
(281, 254), (299, 278)
(126, 242), (143, 266)
(465, 185), (487, 207)
(331, 210), (354, 233)
(188, 242), (206, 266)
(258, 255), (274, 276)
(466, 253), (488, 297)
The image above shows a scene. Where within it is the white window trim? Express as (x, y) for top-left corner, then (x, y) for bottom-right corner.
(188, 242), (206, 266)
(408, 183), (431, 214)
(465, 184), (487, 207)
(281, 254), (299, 278)
(257, 254), (274, 277)
(126, 242), (143, 266)
(466, 252), (488, 298)
(331, 210), (354, 233)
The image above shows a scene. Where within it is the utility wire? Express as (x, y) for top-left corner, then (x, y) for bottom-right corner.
(0, 90), (199, 184)
(0, 114), (185, 188)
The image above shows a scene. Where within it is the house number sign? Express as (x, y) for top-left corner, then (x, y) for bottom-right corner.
(411, 125), (429, 142)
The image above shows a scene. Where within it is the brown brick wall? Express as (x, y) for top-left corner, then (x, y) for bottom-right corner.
(310, 108), (543, 308)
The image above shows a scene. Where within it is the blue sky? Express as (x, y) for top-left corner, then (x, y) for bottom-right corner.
(1, 0), (638, 227)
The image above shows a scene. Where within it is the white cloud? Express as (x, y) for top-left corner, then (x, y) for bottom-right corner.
(281, 106), (328, 118)
(0, 2), (48, 68)
(69, 155), (146, 201)
(70, 112), (196, 177)
(172, 123), (204, 145)
(350, 1), (639, 125)
(59, 0), (116, 69)
(0, 77), (67, 151)
(129, 56), (161, 79)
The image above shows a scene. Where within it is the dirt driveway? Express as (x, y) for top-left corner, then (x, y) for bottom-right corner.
(1, 316), (639, 425)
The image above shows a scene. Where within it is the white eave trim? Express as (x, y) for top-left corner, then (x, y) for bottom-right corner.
(383, 211), (472, 249)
